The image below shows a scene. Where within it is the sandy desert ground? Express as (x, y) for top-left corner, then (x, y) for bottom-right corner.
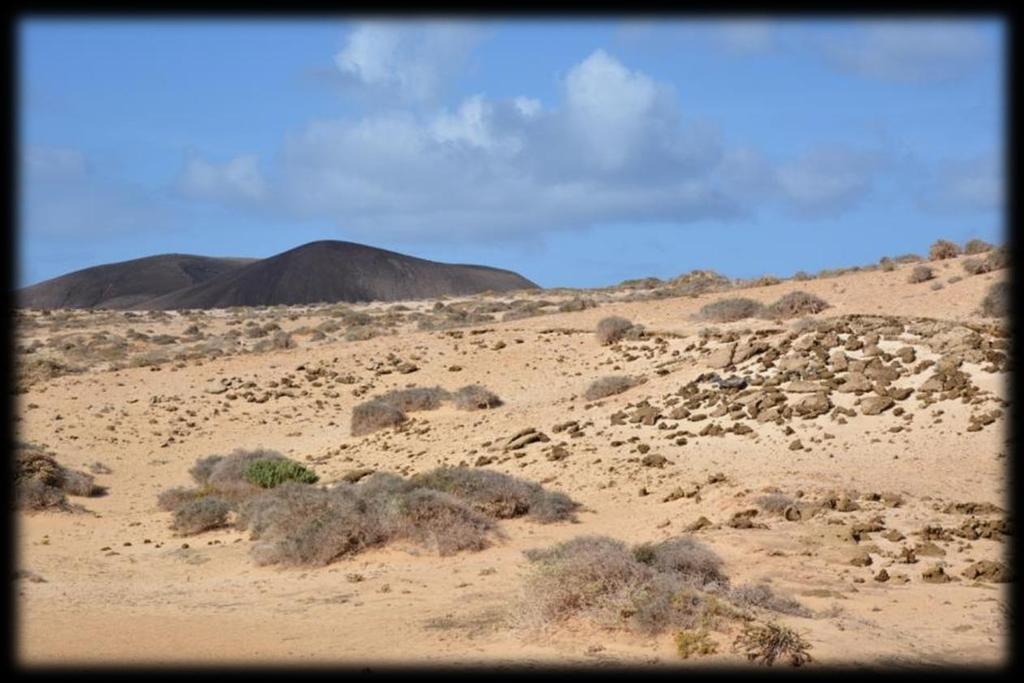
(13, 252), (1011, 668)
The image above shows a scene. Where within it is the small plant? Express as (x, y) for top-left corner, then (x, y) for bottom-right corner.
(351, 399), (408, 436)
(378, 386), (451, 412)
(964, 238), (993, 254)
(929, 239), (961, 261)
(962, 256), (991, 275)
(733, 621), (812, 667)
(699, 298), (764, 322)
(596, 316), (635, 345)
(452, 385), (503, 410)
(675, 629), (718, 659)
(172, 497), (231, 535)
(980, 281), (1009, 318)
(584, 375), (640, 401)
(245, 459), (319, 488)
(762, 291), (829, 319)
(908, 265), (934, 284)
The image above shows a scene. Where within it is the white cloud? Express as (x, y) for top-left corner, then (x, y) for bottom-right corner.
(823, 21), (991, 83)
(178, 153), (267, 202)
(25, 145), (88, 182)
(333, 21), (481, 103)
(914, 152), (1002, 213)
(776, 146), (882, 217)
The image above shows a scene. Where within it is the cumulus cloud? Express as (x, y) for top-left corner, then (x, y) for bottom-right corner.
(333, 21), (481, 103)
(822, 21), (991, 83)
(177, 153), (267, 203)
(776, 146), (883, 218)
(914, 152), (1003, 213)
(22, 145), (172, 237)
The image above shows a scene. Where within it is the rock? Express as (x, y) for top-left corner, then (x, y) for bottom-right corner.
(860, 396), (894, 416)
(874, 569), (890, 582)
(914, 541), (947, 557)
(686, 516), (712, 532)
(921, 564), (952, 583)
(850, 550), (873, 567)
(641, 453), (670, 468)
(784, 380), (824, 393)
(506, 428), (548, 450)
(784, 506), (802, 521)
(789, 439), (804, 451)
(396, 362), (418, 374)
(838, 373), (873, 393)
(727, 509), (765, 529)
(706, 343), (737, 369)
(961, 560), (1012, 583)
(794, 392), (831, 419)
(203, 383), (228, 395)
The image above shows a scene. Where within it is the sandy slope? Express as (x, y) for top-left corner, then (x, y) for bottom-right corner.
(14, 256), (1010, 667)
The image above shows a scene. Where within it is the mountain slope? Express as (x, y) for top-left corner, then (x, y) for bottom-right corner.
(144, 241), (539, 310)
(18, 254), (257, 310)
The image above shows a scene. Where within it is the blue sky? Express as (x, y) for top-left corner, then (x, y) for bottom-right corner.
(19, 17), (1005, 288)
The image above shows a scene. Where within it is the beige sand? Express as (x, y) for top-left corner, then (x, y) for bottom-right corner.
(14, 255), (1010, 667)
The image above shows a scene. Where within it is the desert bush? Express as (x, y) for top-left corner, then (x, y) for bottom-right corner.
(378, 488), (497, 556)
(172, 497), (231, 535)
(980, 281), (1009, 318)
(245, 459), (319, 488)
(929, 239), (961, 261)
(15, 443), (99, 511)
(754, 493), (795, 515)
(792, 271), (812, 281)
(632, 536), (727, 587)
(762, 291), (829, 319)
(584, 375), (641, 401)
(964, 238), (993, 254)
(894, 253), (923, 263)
(699, 298), (765, 322)
(558, 297), (596, 313)
(879, 258), (896, 272)
(962, 257), (991, 275)
(452, 385), (503, 410)
(675, 629), (718, 659)
(351, 399), (408, 436)
(733, 622), (813, 667)
(907, 265), (934, 284)
(378, 386), (451, 412)
(157, 486), (210, 512)
(985, 246), (1009, 271)
(728, 583), (812, 618)
(410, 466), (578, 523)
(595, 316), (635, 345)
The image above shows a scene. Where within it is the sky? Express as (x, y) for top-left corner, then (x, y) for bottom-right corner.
(18, 17), (1005, 288)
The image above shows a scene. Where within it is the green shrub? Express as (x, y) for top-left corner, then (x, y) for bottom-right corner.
(245, 459), (319, 488)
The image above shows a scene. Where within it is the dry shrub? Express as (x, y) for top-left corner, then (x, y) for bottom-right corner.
(15, 443), (99, 511)
(792, 271), (812, 281)
(520, 535), (738, 635)
(907, 265), (934, 284)
(452, 385), (503, 410)
(879, 258), (896, 272)
(985, 247), (1009, 271)
(172, 497), (231, 535)
(410, 466), (578, 523)
(728, 583), (812, 617)
(762, 291), (829, 319)
(754, 493), (795, 515)
(584, 375), (641, 401)
(596, 316), (634, 345)
(675, 630), (719, 659)
(633, 537), (727, 586)
(558, 297), (596, 312)
(699, 298), (765, 322)
(733, 622), (813, 667)
(382, 488), (497, 556)
(894, 253), (923, 263)
(962, 257), (991, 275)
(929, 239), (961, 261)
(964, 238), (993, 254)
(377, 386), (451, 412)
(980, 281), (1009, 318)
(351, 399), (408, 436)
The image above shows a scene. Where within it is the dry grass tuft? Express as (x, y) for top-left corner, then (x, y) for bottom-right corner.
(980, 281), (1009, 318)
(351, 399), (408, 436)
(584, 375), (641, 401)
(595, 316), (635, 345)
(699, 298), (765, 322)
(733, 622), (813, 667)
(908, 265), (934, 284)
(929, 239), (962, 261)
(762, 291), (829, 319)
(452, 385), (503, 410)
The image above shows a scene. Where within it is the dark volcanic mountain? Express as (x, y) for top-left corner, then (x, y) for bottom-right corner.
(18, 241), (539, 310)
(18, 254), (257, 310)
(144, 241), (538, 309)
